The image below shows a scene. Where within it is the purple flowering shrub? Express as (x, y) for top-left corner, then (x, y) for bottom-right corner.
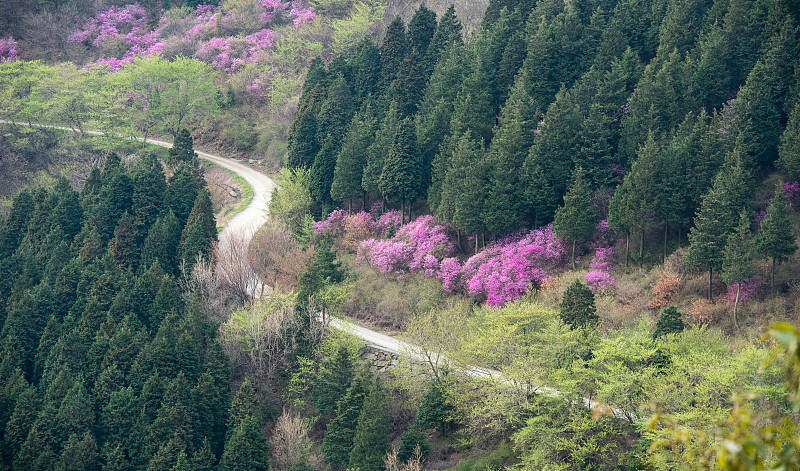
(456, 225), (564, 306)
(783, 181), (800, 211)
(357, 215), (453, 279)
(0, 37), (19, 63)
(725, 277), (759, 306)
(585, 246), (616, 293)
(71, 2), (313, 78)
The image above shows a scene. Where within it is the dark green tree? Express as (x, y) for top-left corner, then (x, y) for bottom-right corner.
(183, 188), (217, 245)
(218, 417), (269, 471)
(296, 234), (345, 306)
(425, 4), (462, 75)
(380, 16), (409, 90)
(322, 368), (371, 468)
(109, 212), (138, 272)
(397, 426), (429, 463)
(416, 379), (454, 434)
(311, 345), (354, 415)
(348, 377), (391, 471)
(379, 117), (421, 222)
(141, 211), (181, 276)
(438, 131), (486, 244)
(407, 3), (437, 58)
(552, 167), (597, 269)
(54, 431), (99, 471)
(349, 38), (381, 103)
(363, 102), (400, 199)
(168, 129), (198, 168)
(779, 102), (800, 181)
(131, 153), (166, 243)
(309, 135), (339, 213)
(165, 164), (200, 225)
(330, 107), (376, 210)
(686, 178), (732, 302)
(722, 211), (757, 329)
(559, 280), (598, 329)
(653, 306), (685, 340)
(287, 108), (320, 169)
(50, 178), (83, 242)
(756, 183), (798, 295)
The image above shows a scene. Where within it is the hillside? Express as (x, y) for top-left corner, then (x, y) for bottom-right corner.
(2, 0), (800, 470)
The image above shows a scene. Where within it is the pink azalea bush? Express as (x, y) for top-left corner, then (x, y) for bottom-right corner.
(455, 225), (564, 306)
(71, 2), (312, 78)
(357, 215), (453, 279)
(725, 277), (759, 306)
(585, 246), (615, 293)
(0, 37), (19, 63)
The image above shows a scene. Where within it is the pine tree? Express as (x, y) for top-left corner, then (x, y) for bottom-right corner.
(552, 167), (597, 269)
(397, 426), (429, 463)
(653, 306), (685, 340)
(168, 129), (198, 168)
(348, 377), (391, 471)
(756, 183), (798, 295)
(416, 379), (454, 434)
(363, 102), (400, 199)
(425, 4), (462, 75)
(141, 211), (181, 277)
(50, 178), (83, 242)
(165, 164), (200, 225)
(131, 153), (166, 243)
(311, 345), (354, 415)
(109, 212), (138, 272)
(686, 178), (732, 302)
(778, 102), (800, 181)
(316, 76), (355, 148)
(722, 211), (757, 329)
(183, 188), (217, 245)
(349, 38), (381, 104)
(380, 16), (409, 90)
(438, 131), (486, 242)
(330, 107), (377, 209)
(218, 417), (269, 471)
(379, 117), (421, 222)
(559, 280), (598, 329)
(322, 368), (371, 468)
(287, 108), (320, 169)
(296, 234), (345, 306)
(407, 3), (437, 58)
(309, 135), (339, 213)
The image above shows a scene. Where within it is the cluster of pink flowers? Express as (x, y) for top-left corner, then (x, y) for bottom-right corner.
(69, 4), (164, 61)
(289, 7), (316, 25)
(620, 88), (637, 114)
(783, 181), (800, 211)
(725, 277), (759, 306)
(455, 225), (564, 306)
(195, 29), (275, 73)
(357, 215), (453, 278)
(0, 37), (19, 63)
(585, 246), (615, 293)
(313, 208), (350, 236)
(72, 2), (313, 77)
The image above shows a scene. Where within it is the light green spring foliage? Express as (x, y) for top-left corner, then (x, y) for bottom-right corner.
(331, 0), (387, 54)
(411, 297), (789, 469)
(269, 166), (313, 236)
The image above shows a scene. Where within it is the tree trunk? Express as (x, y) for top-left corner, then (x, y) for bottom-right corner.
(771, 257), (776, 297)
(362, 190), (367, 211)
(639, 229), (645, 269)
(457, 230), (463, 253)
(663, 224), (668, 264)
(572, 239), (577, 270)
(475, 233), (478, 254)
(401, 199), (406, 225)
(733, 284), (741, 329)
(708, 267), (713, 302)
(348, 199), (352, 215)
(625, 232), (630, 270)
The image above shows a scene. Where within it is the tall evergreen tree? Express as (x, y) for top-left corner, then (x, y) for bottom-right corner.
(309, 135), (339, 213)
(721, 211), (757, 329)
(407, 3), (437, 58)
(322, 368), (371, 468)
(363, 102), (401, 199)
(380, 16), (409, 91)
(756, 183), (798, 295)
(109, 212), (138, 272)
(311, 346), (355, 415)
(348, 377), (391, 471)
(778, 102), (800, 181)
(552, 167), (597, 269)
(379, 118), (422, 222)
(165, 164), (199, 225)
(686, 176), (733, 302)
(131, 153), (167, 243)
(330, 107), (377, 209)
(416, 379), (454, 434)
(168, 129), (198, 168)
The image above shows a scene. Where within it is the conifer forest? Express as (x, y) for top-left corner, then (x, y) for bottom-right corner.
(2, 0), (800, 469)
